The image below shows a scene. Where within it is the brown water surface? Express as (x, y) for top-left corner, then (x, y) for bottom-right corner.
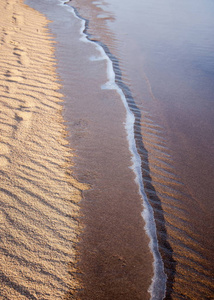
(70, 0), (214, 299)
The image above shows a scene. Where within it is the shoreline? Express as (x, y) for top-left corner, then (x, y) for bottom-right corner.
(63, 3), (166, 297)
(25, 0), (156, 299)
(68, 0), (214, 299)
(69, 3), (167, 299)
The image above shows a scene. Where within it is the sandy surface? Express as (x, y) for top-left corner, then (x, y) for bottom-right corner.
(0, 0), (88, 299)
(0, 0), (156, 299)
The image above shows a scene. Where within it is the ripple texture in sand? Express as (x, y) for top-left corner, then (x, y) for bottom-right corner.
(0, 0), (87, 299)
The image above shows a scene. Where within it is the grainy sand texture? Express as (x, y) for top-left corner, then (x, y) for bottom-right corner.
(0, 0), (88, 299)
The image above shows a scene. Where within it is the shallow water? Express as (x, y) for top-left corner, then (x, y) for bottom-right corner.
(69, 0), (214, 298)
(24, 0), (214, 299)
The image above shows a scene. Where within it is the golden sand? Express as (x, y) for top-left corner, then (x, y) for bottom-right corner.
(0, 0), (88, 298)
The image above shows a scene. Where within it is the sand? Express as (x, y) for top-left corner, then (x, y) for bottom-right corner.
(0, 0), (89, 298)
(0, 0), (155, 299)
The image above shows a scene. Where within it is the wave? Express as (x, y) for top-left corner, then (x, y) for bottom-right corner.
(59, 1), (167, 298)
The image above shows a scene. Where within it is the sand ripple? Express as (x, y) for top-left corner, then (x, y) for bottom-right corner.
(136, 110), (214, 299)
(0, 0), (88, 299)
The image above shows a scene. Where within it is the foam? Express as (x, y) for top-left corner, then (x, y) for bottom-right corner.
(58, 0), (167, 298)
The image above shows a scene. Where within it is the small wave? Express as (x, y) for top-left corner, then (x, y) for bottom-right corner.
(60, 1), (167, 298)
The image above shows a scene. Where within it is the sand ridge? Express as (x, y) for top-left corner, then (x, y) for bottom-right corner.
(0, 0), (88, 299)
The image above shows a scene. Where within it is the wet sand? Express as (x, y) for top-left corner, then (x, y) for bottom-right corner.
(0, 0), (89, 298)
(31, 1), (154, 299)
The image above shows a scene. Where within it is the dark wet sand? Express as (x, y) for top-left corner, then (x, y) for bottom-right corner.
(56, 15), (154, 300)
(64, 85), (154, 300)
(25, 0), (155, 299)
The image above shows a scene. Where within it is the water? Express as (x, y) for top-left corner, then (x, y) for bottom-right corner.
(23, 0), (214, 299)
(68, 0), (214, 298)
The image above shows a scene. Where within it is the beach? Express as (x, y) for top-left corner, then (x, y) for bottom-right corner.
(0, 0), (155, 299)
(1, 0), (214, 299)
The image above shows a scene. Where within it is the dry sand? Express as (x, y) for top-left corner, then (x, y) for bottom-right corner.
(0, 0), (88, 298)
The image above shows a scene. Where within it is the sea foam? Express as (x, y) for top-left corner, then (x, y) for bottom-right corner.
(58, 1), (167, 298)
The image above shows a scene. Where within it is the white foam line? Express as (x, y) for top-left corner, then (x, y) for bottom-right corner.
(58, 1), (167, 298)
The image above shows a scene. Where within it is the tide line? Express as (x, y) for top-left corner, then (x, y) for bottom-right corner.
(58, 0), (167, 299)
